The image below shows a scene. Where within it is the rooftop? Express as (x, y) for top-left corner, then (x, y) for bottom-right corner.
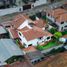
(26, 51), (44, 62)
(62, 34), (67, 38)
(11, 14), (29, 28)
(23, 46), (37, 53)
(0, 39), (24, 62)
(8, 28), (19, 39)
(21, 26), (52, 41)
(48, 8), (67, 18)
(0, 26), (7, 34)
(56, 13), (67, 22)
(34, 19), (46, 28)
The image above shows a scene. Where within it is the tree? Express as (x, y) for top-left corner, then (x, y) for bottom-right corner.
(49, 28), (57, 34)
(54, 32), (62, 39)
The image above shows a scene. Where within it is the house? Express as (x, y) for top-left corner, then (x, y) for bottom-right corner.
(0, 39), (25, 65)
(26, 51), (44, 64)
(11, 14), (52, 48)
(0, 26), (9, 38)
(46, 8), (67, 31)
(18, 26), (53, 48)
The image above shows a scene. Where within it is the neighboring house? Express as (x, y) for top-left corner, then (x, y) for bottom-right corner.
(11, 14), (32, 29)
(18, 26), (53, 48)
(26, 51), (44, 64)
(0, 39), (24, 65)
(46, 8), (67, 31)
(0, 26), (9, 38)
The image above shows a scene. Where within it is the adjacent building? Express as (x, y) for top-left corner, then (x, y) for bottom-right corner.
(46, 8), (67, 31)
(0, 39), (24, 66)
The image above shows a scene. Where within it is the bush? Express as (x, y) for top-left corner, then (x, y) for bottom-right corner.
(49, 28), (57, 34)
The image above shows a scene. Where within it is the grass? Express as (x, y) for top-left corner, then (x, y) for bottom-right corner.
(37, 41), (58, 51)
(43, 41), (57, 49)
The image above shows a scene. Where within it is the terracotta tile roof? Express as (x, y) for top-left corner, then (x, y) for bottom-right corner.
(56, 13), (67, 22)
(62, 34), (67, 38)
(11, 14), (29, 28)
(48, 8), (67, 18)
(8, 28), (19, 39)
(34, 19), (46, 28)
(18, 26), (30, 32)
(23, 46), (37, 53)
(20, 26), (53, 41)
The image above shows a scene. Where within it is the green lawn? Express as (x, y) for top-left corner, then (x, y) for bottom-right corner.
(43, 41), (57, 49)
(37, 41), (58, 51)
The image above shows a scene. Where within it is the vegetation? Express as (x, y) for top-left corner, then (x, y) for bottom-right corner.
(48, 28), (57, 34)
(61, 31), (67, 35)
(37, 41), (58, 51)
(6, 56), (23, 64)
(54, 32), (62, 39)
(15, 39), (24, 49)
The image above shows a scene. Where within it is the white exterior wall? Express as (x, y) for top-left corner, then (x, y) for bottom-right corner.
(18, 31), (52, 48)
(47, 14), (67, 31)
(56, 21), (67, 31)
(18, 20), (29, 29)
(47, 15), (55, 23)
(33, 0), (48, 7)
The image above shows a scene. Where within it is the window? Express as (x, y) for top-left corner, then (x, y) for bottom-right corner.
(61, 22), (64, 24)
(65, 25), (67, 27)
(48, 13), (50, 16)
(61, 27), (63, 30)
(19, 32), (21, 36)
(38, 37), (42, 40)
(28, 44), (32, 46)
(47, 37), (50, 40)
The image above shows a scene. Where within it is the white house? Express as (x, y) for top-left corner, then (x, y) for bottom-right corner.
(46, 8), (67, 31)
(18, 26), (53, 48)
(11, 14), (52, 48)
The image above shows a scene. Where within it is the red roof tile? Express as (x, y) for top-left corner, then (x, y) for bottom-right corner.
(20, 26), (53, 41)
(8, 28), (19, 39)
(11, 14), (29, 28)
(34, 19), (46, 28)
(23, 46), (37, 53)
